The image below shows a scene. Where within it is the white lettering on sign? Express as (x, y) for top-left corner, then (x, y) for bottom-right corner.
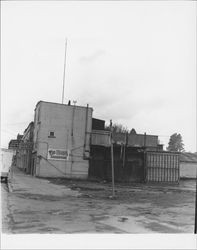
(48, 149), (70, 160)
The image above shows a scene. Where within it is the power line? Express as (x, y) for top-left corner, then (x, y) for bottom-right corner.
(1, 129), (16, 136)
(2, 121), (29, 126)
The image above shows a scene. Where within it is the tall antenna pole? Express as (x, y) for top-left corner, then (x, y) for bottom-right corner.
(62, 38), (67, 104)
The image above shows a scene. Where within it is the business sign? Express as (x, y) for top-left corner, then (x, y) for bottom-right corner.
(48, 149), (70, 160)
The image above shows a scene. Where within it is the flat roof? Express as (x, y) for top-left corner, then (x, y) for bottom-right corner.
(35, 100), (93, 111)
(180, 152), (197, 163)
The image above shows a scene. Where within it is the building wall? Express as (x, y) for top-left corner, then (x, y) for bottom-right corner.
(8, 137), (22, 150)
(0, 148), (15, 176)
(17, 122), (34, 174)
(91, 130), (111, 146)
(91, 131), (158, 148)
(127, 134), (158, 147)
(33, 101), (93, 178)
(92, 118), (105, 130)
(23, 122), (34, 142)
(180, 162), (197, 179)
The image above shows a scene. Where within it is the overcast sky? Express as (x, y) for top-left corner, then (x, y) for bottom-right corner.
(1, 1), (196, 152)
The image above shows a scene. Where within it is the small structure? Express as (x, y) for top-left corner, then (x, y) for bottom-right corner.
(89, 131), (179, 183)
(0, 148), (15, 183)
(180, 152), (197, 179)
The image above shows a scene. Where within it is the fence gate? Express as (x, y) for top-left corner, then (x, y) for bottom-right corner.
(145, 151), (180, 183)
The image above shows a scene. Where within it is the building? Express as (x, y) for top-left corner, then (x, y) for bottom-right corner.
(16, 122), (34, 174)
(92, 118), (105, 130)
(15, 100), (179, 183)
(31, 101), (93, 179)
(180, 152), (197, 179)
(8, 134), (23, 150)
(23, 122), (34, 142)
(89, 131), (179, 183)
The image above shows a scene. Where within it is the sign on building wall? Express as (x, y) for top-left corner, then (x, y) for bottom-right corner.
(48, 149), (70, 160)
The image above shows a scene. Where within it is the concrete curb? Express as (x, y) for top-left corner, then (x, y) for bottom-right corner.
(7, 171), (14, 193)
(7, 180), (13, 193)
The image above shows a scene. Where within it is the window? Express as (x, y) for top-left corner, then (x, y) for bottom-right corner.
(48, 131), (55, 138)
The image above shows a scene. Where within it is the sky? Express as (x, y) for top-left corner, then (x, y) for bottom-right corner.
(1, 1), (196, 152)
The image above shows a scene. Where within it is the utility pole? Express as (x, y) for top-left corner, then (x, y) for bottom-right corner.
(110, 120), (115, 198)
(61, 38), (67, 104)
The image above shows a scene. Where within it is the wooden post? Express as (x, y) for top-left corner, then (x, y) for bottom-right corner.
(144, 132), (146, 148)
(122, 132), (127, 168)
(83, 104), (89, 159)
(144, 132), (147, 183)
(110, 120), (115, 197)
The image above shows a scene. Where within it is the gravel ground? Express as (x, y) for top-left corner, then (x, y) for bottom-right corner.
(1, 167), (196, 233)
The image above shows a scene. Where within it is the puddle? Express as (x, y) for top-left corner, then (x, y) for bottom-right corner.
(97, 215), (151, 233)
(118, 217), (128, 222)
(91, 214), (109, 221)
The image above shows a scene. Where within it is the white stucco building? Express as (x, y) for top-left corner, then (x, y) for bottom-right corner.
(32, 101), (93, 179)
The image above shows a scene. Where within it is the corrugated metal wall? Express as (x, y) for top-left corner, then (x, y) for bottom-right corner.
(146, 151), (179, 183)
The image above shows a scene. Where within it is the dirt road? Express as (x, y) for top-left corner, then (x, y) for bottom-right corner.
(1, 166), (196, 233)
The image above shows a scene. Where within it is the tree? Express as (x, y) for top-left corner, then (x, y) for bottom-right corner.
(105, 123), (129, 133)
(130, 128), (137, 134)
(167, 133), (184, 152)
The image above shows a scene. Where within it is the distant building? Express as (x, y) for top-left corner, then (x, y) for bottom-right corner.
(180, 152), (197, 179)
(22, 122), (34, 142)
(16, 122), (34, 174)
(8, 134), (23, 150)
